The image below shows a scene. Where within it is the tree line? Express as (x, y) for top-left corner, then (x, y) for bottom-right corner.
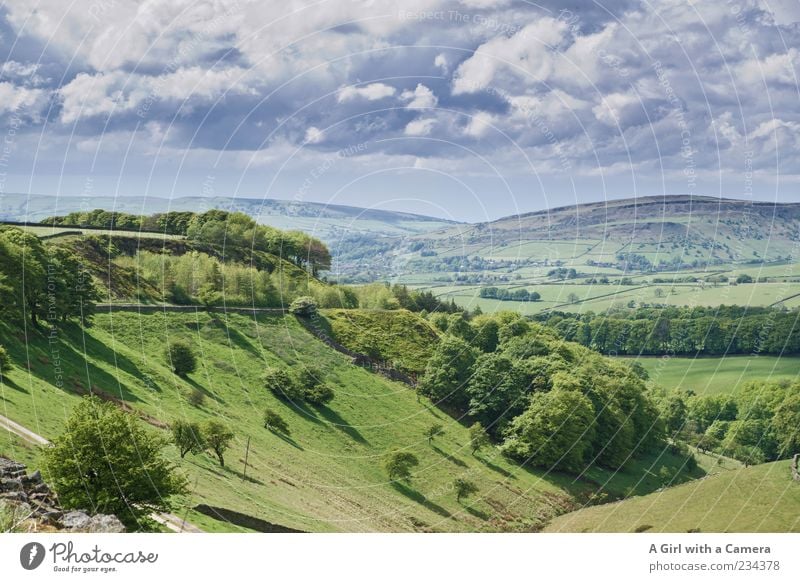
(417, 311), (667, 473)
(535, 306), (800, 356)
(44, 209), (332, 276)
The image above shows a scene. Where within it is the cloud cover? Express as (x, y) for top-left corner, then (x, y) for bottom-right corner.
(0, 0), (797, 214)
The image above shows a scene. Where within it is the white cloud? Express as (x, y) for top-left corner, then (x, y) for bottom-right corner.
(337, 83), (397, 103)
(464, 111), (494, 138)
(401, 84), (438, 109)
(304, 126), (324, 144)
(0, 82), (50, 119)
(405, 118), (436, 136)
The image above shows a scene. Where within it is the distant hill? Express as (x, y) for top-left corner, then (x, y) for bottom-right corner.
(0, 193), (458, 239)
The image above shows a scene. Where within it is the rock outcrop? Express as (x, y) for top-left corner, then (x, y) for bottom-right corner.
(0, 457), (125, 532)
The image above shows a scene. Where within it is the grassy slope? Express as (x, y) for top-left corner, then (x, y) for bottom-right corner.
(319, 309), (439, 374)
(545, 460), (800, 532)
(629, 355), (800, 395)
(2, 311), (620, 532)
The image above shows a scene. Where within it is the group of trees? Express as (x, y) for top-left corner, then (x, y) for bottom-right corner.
(263, 365), (335, 406)
(479, 287), (541, 302)
(0, 227), (100, 326)
(45, 209), (332, 276)
(658, 381), (800, 465)
(171, 419), (235, 467)
(537, 306), (800, 356)
(417, 311), (666, 472)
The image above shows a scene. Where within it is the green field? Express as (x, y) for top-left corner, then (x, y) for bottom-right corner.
(1, 311), (701, 532)
(628, 355), (800, 395)
(545, 460), (800, 532)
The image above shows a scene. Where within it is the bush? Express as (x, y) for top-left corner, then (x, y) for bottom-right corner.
(263, 408), (290, 435)
(304, 383), (335, 406)
(289, 296), (317, 317)
(188, 388), (206, 407)
(42, 396), (187, 530)
(263, 367), (304, 401)
(165, 341), (197, 376)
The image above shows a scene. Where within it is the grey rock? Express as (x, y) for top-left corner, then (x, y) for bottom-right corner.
(0, 477), (23, 491)
(63, 511), (125, 533)
(61, 510), (91, 529)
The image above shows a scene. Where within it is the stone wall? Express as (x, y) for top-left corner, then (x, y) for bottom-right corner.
(0, 457), (124, 532)
(792, 454), (800, 482)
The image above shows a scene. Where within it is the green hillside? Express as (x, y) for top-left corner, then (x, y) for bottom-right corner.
(545, 460), (800, 532)
(0, 310), (694, 533)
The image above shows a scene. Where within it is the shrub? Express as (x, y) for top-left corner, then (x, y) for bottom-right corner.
(425, 423), (444, 444)
(263, 408), (290, 435)
(263, 367), (304, 401)
(187, 388), (205, 407)
(289, 296), (317, 317)
(165, 341), (197, 376)
(304, 383), (335, 406)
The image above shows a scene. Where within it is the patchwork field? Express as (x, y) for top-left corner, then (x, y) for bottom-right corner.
(623, 355), (800, 395)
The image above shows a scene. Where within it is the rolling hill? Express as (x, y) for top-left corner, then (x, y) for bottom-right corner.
(545, 459), (800, 533)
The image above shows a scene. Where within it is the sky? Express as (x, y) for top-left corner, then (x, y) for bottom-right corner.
(0, 0), (798, 222)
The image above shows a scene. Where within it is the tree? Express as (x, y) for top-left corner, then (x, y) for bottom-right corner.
(659, 394), (688, 435)
(171, 420), (206, 458)
(567, 292), (579, 304)
(425, 423), (444, 444)
(772, 394), (800, 457)
(454, 478), (478, 502)
(384, 451), (419, 483)
(501, 389), (596, 472)
(469, 422), (491, 456)
(203, 421), (234, 467)
(42, 397), (187, 530)
(263, 408), (290, 435)
(654, 287), (665, 298)
(736, 273), (753, 284)
(466, 353), (528, 432)
(0, 345), (10, 379)
(165, 341), (197, 376)
(418, 336), (478, 410)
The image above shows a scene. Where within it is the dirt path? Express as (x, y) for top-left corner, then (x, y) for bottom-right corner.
(0, 412), (203, 533)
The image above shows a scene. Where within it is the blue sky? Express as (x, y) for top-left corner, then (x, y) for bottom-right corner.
(0, 0), (798, 222)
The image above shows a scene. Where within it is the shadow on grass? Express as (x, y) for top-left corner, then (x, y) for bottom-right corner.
(463, 504), (491, 521)
(317, 406), (368, 444)
(222, 465), (265, 486)
(0, 376), (27, 393)
(480, 457), (517, 480)
(432, 445), (467, 467)
(391, 482), (452, 519)
(185, 376), (226, 405)
(280, 398), (324, 425)
(212, 315), (262, 358)
(270, 429), (304, 451)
